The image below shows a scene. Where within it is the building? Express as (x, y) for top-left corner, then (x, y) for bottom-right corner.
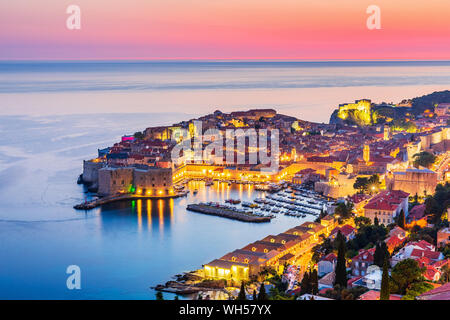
(318, 253), (336, 277)
(391, 240), (443, 266)
(203, 217), (333, 283)
(350, 248), (375, 277)
(417, 282), (450, 300)
(435, 103), (450, 117)
(329, 225), (356, 241)
(98, 166), (173, 196)
(358, 290), (402, 300)
(351, 265), (382, 290)
(387, 167), (438, 197)
(363, 190), (409, 225)
(437, 227), (450, 248)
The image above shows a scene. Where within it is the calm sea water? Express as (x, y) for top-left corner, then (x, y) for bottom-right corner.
(0, 61), (449, 299)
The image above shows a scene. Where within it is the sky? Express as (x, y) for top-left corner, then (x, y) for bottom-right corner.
(1, 0), (450, 60)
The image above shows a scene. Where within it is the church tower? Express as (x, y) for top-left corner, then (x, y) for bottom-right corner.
(383, 125), (390, 141)
(363, 144), (370, 163)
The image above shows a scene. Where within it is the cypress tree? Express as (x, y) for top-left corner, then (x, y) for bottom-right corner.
(374, 216), (379, 226)
(380, 255), (390, 300)
(397, 210), (405, 229)
(300, 272), (310, 295)
(374, 242), (383, 267)
(257, 283), (267, 300)
(238, 282), (247, 300)
(381, 242), (389, 261)
(311, 269), (319, 295)
(334, 231), (347, 288)
(252, 290), (257, 300)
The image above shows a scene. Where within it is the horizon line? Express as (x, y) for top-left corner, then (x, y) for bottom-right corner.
(2, 57), (450, 63)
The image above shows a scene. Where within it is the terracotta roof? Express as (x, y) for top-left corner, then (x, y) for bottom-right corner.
(359, 290), (403, 300)
(410, 249), (442, 261)
(418, 282), (450, 300)
(409, 204), (426, 220)
(364, 190), (409, 211)
(321, 253), (337, 263)
(353, 248), (375, 263)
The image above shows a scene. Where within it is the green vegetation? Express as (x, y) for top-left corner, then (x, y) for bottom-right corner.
(413, 151), (436, 169)
(322, 285), (368, 300)
(155, 291), (164, 300)
(390, 119), (417, 133)
(347, 224), (388, 254)
(257, 283), (268, 300)
(390, 259), (424, 295)
(380, 255), (390, 300)
(425, 182), (450, 225)
(334, 202), (354, 219)
(353, 174), (381, 194)
(396, 209), (406, 229)
(402, 282), (434, 300)
(373, 242), (389, 268)
(237, 282), (247, 300)
(334, 232), (347, 288)
(410, 90), (450, 115)
(133, 131), (144, 139)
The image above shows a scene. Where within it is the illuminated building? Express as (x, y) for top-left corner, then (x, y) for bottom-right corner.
(98, 166), (173, 196)
(337, 99), (372, 126)
(363, 144), (370, 163)
(203, 217), (334, 282)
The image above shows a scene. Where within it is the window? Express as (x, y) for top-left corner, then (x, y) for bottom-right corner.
(231, 257), (236, 262)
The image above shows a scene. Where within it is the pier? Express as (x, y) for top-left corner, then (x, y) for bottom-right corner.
(186, 203), (272, 223)
(74, 191), (188, 210)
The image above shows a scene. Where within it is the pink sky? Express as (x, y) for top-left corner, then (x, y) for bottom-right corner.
(1, 0), (450, 60)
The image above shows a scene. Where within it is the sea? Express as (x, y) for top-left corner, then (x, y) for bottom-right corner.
(0, 60), (449, 299)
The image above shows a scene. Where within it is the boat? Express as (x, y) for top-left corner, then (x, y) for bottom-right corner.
(193, 189), (198, 195)
(205, 180), (213, 186)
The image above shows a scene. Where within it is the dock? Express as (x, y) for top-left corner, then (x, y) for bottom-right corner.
(186, 203), (272, 223)
(74, 191), (188, 210)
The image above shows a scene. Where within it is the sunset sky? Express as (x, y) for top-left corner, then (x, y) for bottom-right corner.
(1, 0), (450, 60)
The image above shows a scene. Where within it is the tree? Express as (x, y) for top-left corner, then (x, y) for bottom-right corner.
(252, 290), (257, 300)
(439, 265), (450, 283)
(133, 131), (144, 139)
(155, 291), (164, 300)
(300, 272), (310, 295)
(413, 151), (436, 169)
(390, 259), (423, 295)
(354, 216), (372, 228)
(374, 216), (379, 226)
(237, 282), (247, 300)
(373, 243), (383, 267)
(174, 295), (179, 300)
(397, 210), (405, 229)
(310, 269), (319, 295)
(334, 231), (347, 288)
(380, 256), (390, 300)
(257, 283), (267, 300)
(353, 177), (369, 193)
